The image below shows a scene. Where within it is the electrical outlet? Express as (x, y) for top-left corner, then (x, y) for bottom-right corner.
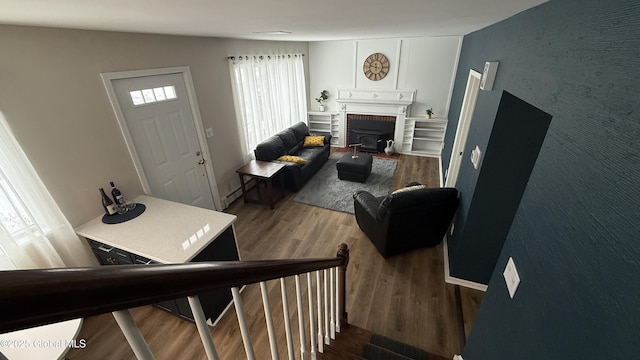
(503, 257), (520, 299)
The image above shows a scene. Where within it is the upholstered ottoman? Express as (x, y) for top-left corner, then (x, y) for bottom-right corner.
(337, 152), (373, 182)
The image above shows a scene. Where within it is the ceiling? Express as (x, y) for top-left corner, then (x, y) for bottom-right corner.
(0, 0), (546, 41)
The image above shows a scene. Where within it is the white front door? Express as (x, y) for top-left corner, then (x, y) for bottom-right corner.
(445, 69), (481, 187)
(104, 69), (220, 210)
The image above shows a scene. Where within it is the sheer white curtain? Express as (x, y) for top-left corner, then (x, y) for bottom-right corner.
(0, 111), (95, 270)
(229, 54), (308, 161)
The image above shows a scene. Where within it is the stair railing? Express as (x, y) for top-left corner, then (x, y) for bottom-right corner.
(0, 243), (349, 360)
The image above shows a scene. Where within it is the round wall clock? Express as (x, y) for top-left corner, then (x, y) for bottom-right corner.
(363, 53), (390, 81)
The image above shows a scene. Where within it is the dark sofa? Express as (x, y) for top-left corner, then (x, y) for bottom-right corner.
(353, 186), (459, 258)
(254, 122), (332, 192)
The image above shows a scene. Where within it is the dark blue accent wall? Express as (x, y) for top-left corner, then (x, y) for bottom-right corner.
(442, 0), (640, 358)
(449, 91), (552, 284)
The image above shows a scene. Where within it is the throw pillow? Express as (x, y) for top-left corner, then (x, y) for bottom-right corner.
(303, 136), (325, 147)
(392, 184), (427, 195)
(277, 155), (307, 164)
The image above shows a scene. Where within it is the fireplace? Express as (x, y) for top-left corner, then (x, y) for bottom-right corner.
(335, 88), (416, 151)
(348, 115), (396, 153)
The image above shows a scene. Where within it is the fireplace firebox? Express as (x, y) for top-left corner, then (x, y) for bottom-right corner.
(348, 117), (395, 153)
(352, 129), (389, 153)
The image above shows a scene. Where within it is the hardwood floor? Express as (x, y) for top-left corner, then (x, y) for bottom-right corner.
(66, 153), (483, 360)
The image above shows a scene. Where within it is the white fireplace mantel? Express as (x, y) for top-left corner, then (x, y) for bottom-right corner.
(335, 88), (416, 115)
(334, 89), (416, 148)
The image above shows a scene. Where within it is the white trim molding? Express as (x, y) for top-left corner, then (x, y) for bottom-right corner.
(443, 236), (488, 292)
(336, 88), (415, 106)
(439, 157), (445, 188)
(100, 66), (223, 211)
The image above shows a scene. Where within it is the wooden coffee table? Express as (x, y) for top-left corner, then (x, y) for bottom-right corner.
(236, 160), (285, 209)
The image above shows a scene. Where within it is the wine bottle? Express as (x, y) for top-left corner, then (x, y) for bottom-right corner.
(110, 181), (123, 205)
(99, 188), (117, 216)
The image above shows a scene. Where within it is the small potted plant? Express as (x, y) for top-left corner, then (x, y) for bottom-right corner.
(426, 108), (434, 119)
(315, 90), (329, 112)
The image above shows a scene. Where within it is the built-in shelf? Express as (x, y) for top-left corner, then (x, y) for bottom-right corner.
(307, 112), (447, 156)
(403, 117), (448, 158)
(401, 117), (415, 153)
(307, 111), (340, 146)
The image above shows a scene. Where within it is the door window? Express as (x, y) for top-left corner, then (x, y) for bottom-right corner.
(129, 85), (177, 106)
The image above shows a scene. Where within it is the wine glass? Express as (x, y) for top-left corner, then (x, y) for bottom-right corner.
(123, 198), (137, 210)
(115, 203), (128, 215)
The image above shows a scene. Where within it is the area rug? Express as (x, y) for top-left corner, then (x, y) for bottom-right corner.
(294, 154), (397, 214)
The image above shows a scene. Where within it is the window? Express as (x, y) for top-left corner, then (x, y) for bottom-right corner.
(129, 85), (177, 106)
(228, 54), (307, 161)
(0, 110), (92, 269)
(0, 177), (36, 244)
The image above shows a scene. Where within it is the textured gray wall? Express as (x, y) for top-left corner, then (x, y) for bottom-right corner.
(442, 0), (640, 358)
(449, 91), (552, 284)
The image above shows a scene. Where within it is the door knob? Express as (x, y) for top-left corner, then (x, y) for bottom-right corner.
(198, 159), (206, 165)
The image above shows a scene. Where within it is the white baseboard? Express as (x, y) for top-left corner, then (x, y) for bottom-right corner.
(443, 237), (488, 292)
(222, 189), (243, 209)
(222, 179), (259, 209)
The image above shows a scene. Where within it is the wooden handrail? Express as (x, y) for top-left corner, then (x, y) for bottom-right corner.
(0, 248), (349, 334)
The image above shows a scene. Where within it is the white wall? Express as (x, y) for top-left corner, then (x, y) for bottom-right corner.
(308, 41), (355, 112)
(355, 39), (400, 90)
(308, 36), (462, 117)
(398, 37), (462, 116)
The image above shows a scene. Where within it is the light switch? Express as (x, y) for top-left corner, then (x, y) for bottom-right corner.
(470, 145), (482, 169)
(206, 127), (214, 138)
(503, 257), (520, 299)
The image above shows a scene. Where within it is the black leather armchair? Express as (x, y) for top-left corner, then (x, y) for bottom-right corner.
(353, 185), (459, 258)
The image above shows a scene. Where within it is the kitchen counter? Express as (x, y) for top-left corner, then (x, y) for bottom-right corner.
(75, 195), (237, 264)
(75, 195), (240, 323)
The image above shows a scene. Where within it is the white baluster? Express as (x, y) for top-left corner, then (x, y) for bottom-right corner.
(232, 287), (256, 360)
(316, 271), (324, 353)
(112, 310), (155, 360)
(324, 269), (330, 345)
(329, 268), (335, 340)
(260, 281), (280, 360)
(280, 278), (296, 360)
(187, 295), (220, 360)
(295, 275), (309, 360)
(335, 267), (341, 333)
(307, 273), (317, 360)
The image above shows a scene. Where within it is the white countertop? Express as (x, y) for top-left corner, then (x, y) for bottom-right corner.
(75, 195), (237, 264)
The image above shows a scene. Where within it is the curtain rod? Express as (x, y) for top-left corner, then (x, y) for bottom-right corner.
(226, 54), (305, 60)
